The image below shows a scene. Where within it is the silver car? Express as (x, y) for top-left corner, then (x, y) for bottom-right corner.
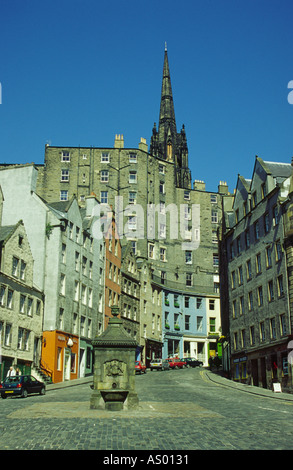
(150, 358), (170, 371)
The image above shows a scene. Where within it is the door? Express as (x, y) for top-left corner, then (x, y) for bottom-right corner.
(79, 348), (85, 378)
(64, 349), (71, 381)
(251, 359), (259, 386)
(260, 357), (267, 388)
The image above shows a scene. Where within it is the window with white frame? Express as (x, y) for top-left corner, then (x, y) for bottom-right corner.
(101, 152), (109, 162)
(61, 169), (69, 181)
(7, 290), (13, 309)
(148, 243), (154, 258)
(100, 191), (108, 204)
(27, 298), (33, 316)
(0, 285), (5, 306)
(60, 190), (68, 201)
(129, 153), (137, 163)
(20, 295), (26, 314)
(61, 151), (70, 162)
(129, 191), (136, 204)
(12, 257), (19, 277)
(4, 323), (12, 346)
(160, 247), (166, 261)
(100, 170), (109, 183)
(211, 210), (218, 223)
(129, 171), (137, 183)
(197, 316), (203, 332)
(74, 281), (79, 301)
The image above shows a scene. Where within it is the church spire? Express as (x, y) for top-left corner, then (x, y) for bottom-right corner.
(158, 45), (177, 158)
(149, 46), (191, 189)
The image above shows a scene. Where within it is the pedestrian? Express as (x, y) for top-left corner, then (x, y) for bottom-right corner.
(6, 366), (16, 377)
(214, 355), (221, 371)
(208, 356), (214, 370)
(15, 367), (21, 376)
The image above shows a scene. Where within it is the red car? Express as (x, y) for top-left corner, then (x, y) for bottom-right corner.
(167, 358), (185, 369)
(135, 361), (147, 374)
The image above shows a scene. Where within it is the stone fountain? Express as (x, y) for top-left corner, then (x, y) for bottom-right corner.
(90, 305), (139, 411)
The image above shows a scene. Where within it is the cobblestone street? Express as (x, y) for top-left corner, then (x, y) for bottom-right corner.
(1, 368), (293, 453)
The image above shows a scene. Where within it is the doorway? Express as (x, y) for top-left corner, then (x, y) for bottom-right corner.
(251, 359), (259, 386)
(260, 357), (267, 388)
(79, 348), (85, 378)
(64, 348), (71, 381)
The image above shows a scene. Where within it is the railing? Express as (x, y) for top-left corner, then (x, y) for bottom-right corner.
(40, 360), (53, 381)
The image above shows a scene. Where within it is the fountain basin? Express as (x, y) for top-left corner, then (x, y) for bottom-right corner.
(100, 389), (129, 411)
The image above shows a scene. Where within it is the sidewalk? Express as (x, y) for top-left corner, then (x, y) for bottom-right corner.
(204, 368), (293, 401)
(46, 375), (93, 391)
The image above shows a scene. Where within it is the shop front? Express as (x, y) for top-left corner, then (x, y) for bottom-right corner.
(232, 354), (248, 383)
(145, 338), (163, 367)
(163, 331), (183, 360)
(247, 341), (293, 392)
(42, 330), (79, 383)
(79, 339), (94, 378)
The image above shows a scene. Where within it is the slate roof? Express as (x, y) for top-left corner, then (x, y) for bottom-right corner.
(0, 224), (17, 243)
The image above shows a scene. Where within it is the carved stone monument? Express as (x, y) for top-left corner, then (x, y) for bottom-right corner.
(90, 305), (139, 411)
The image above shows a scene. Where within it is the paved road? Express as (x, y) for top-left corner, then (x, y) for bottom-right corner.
(1, 367), (293, 452)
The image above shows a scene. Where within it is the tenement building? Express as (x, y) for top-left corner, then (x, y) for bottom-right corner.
(34, 47), (227, 365)
(0, 217), (44, 380)
(220, 156), (293, 391)
(0, 165), (105, 382)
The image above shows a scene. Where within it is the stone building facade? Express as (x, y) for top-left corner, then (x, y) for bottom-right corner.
(220, 156), (293, 391)
(0, 219), (44, 380)
(120, 244), (140, 343)
(137, 259), (162, 367)
(33, 48), (227, 365)
(0, 48), (229, 372)
(104, 216), (121, 329)
(0, 165), (105, 382)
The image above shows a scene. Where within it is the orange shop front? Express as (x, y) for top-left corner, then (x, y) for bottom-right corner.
(42, 330), (79, 383)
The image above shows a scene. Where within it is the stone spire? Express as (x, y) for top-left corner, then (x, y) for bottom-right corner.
(150, 45), (191, 189)
(158, 45), (177, 158)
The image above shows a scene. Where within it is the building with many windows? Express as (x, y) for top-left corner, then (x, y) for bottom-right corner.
(162, 289), (221, 365)
(0, 218), (44, 380)
(137, 259), (162, 367)
(0, 47), (235, 378)
(220, 156), (293, 391)
(33, 48), (229, 366)
(0, 165), (105, 382)
(120, 244), (140, 343)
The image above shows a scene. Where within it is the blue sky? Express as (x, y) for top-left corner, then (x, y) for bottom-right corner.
(1, 0), (293, 192)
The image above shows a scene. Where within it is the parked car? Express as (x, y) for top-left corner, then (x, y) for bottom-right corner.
(167, 358), (185, 369)
(0, 375), (46, 399)
(135, 361), (147, 374)
(184, 357), (203, 368)
(150, 359), (170, 371)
